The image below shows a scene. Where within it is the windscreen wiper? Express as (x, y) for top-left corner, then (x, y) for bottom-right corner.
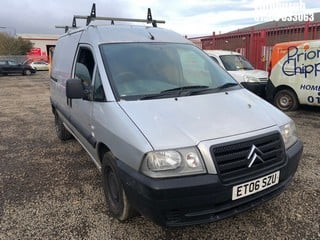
(189, 82), (239, 96)
(161, 85), (209, 93)
(139, 85), (209, 100)
(216, 82), (239, 89)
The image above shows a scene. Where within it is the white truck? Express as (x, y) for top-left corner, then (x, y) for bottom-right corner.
(205, 50), (268, 97)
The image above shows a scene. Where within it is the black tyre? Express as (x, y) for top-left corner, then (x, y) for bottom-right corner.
(24, 69), (32, 76)
(102, 152), (133, 221)
(54, 113), (72, 140)
(274, 89), (299, 111)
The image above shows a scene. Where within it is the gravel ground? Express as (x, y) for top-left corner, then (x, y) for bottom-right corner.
(0, 72), (319, 240)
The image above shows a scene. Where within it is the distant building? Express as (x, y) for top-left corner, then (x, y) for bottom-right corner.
(190, 13), (320, 70)
(187, 37), (203, 48)
(18, 34), (59, 61)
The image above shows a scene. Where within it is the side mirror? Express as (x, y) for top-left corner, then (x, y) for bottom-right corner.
(66, 78), (84, 99)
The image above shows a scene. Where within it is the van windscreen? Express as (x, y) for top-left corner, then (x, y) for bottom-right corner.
(220, 55), (254, 71)
(100, 43), (239, 100)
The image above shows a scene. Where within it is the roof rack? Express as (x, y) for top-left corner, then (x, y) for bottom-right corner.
(55, 25), (76, 33)
(56, 3), (165, 33)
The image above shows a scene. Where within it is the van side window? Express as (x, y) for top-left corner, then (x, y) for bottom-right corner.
(75, 47), (95, 87)
(93, 69), (106, 102)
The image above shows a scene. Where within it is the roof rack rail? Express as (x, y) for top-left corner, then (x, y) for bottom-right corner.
(55, 16), (78, 33)
(72, 3), (165, 28)
(55, 25), (77, 33)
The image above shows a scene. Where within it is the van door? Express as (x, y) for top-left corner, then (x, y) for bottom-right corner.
(68, 45), (98, 155)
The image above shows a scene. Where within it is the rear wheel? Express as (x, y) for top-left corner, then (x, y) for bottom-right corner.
(54, 113), (72, 140)
(274, 89), (299, 111)
(102, 152), (134, 221)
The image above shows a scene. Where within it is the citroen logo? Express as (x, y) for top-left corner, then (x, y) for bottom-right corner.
(247, 145), (264, 168)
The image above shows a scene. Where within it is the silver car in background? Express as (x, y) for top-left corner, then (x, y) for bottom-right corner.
(30, 61), (49, 71)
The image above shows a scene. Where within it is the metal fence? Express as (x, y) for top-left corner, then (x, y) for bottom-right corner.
(198, 20), (320, 70)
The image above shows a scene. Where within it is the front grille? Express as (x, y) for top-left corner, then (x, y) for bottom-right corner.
(210, 131), (286, 185)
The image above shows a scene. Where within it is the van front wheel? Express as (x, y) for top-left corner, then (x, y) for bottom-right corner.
(102, 152), (133, 221)
(274, 89), (299, 111)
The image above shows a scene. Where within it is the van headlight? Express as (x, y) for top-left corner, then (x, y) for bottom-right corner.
(140, 147), (206, 178)
(280, 121), (298, 150)
(243, 75), (259, 82)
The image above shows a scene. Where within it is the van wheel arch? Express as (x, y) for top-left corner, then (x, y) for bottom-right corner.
(273, 86), (299, 111)
(97, 143), (110, 164)
(53, 109), (73, 140)
(101, 151), (134, 221)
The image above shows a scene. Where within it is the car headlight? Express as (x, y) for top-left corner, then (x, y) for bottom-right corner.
(280, 121), (298, 150)
(140, 147), (206, 178)
(243, 75), (259, 82)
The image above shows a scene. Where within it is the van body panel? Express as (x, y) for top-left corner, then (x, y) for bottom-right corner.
(119, 89), (283, 150)
(50, 31), (83, 117)
(79, 25), (192, 44)
(91, 102), (154, 170)
(51, 31), (83, 81)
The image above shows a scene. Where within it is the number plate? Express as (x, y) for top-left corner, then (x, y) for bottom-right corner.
(232, 171), (280, 200)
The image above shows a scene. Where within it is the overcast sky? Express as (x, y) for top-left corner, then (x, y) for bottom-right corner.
(0, 0), (319, 37)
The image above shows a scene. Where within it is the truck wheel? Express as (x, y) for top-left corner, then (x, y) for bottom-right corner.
(24, 69), (32, 76)
(274, 89), (299, 111)
(54, 113), (72, 140)
(102, 152), (133, 221)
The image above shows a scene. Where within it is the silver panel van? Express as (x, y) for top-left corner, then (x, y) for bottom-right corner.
(50, 8), (303, 227)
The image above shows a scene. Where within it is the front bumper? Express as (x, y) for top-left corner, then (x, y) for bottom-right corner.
(118, 140), (303, 227)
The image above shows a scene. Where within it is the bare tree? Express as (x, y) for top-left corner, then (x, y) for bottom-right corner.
(0, 33), (33, 55)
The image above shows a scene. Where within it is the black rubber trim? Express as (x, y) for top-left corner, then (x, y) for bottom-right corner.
(241, 82), (267, 98)
(265, 80), (276, 103)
